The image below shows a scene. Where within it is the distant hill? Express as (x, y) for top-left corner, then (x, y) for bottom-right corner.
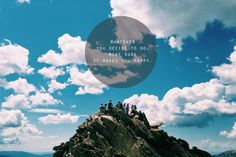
(214, 150), (236, 157)
(0, 151), (51, 157)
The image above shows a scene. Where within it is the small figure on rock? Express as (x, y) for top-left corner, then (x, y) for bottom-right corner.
(108, 100), (113, 110)
(99, 104), (106, 113)
(118, 102), (123, 110)
(99, 104), (104, 110)
(123, 103), (126, 110)
(125, 103), (129, 114)
(116, 101), (121, 107)
(130, 104), (137, 115)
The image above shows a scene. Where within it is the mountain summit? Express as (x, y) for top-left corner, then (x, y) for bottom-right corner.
(53, 102), (212, 157)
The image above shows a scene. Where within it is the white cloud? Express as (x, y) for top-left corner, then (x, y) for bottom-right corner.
(38, 66), (65, 79)
(226, 84), (236, 99)
(212, 46), (236, 84)
(29, 108), (63, 114)
(1, 77), (62, 109)
(0, 109), (24, 128)
(38, 34), (86, 66)
(6, 78), (36, 95)
(123, 81), (236, 127)
(168, 36), (182, 51)
(124, 80), (236, 127)
(110, 0), (236, 50)
(38, 113), (79, 124)
(124, 94), (164, 125)
(17, 0), (30, 4)
(0, 43), (33, 76)
(37, 34), (107, 95)
(0, 109), (42, 144)
(48, 79), (67, 93)
(2, 94), (31, 109)
(124, 46), (236, 127)
(200, 139), (236, 152)
(68, 66), (107, 95)
(124, 79), (231, 126)
(29, 91), (62, 106)
(220, 122), (236, 138)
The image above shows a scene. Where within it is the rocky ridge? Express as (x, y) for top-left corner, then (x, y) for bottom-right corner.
(53, 104), (212, 157)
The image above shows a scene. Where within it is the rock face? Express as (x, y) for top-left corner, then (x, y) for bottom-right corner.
(214, 150), (236, 157)
(53, 106), (212, 157)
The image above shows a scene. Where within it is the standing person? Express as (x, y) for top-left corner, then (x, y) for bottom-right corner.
(116, 101), (121, 107)
(99, 104), (103, 110)
(104, 104), (107, 110)
(123, 103), (126, 111)
(125, 103), (129, 114)
(130, 105), (134, 114)
(118, 101), (123, 110)
(108, 100), (113, 110)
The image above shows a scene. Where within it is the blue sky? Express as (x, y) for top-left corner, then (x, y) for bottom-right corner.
(0, 0), (236, 154)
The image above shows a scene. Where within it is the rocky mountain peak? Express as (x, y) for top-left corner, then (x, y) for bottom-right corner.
(53, 101), (212, 157)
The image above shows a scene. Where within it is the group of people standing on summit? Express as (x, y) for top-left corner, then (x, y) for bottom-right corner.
(99, 100), (137, 115)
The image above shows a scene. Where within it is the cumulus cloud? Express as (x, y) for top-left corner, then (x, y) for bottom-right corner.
(1, 78), (61, 109)
(48, 80), (67, 93)
(0, 109), (41, 144)
(0, 43), (33, 76)
(37, 34), (107, 95)
(67, 66), (107, 95)
(38, 113), (79, 124)
(220, 122), (236, 138)
(38, 34), (86, 66)
(0, 109), (24, 128)
(124, 79), (236, 127)
(2, 94), (31, 109)
(6, 78), (36, 95)
(212, 46), (236, 84)
(110, 0), (236, 50)
(38, 66), (65, 79)
(124, 46), (236, 127)
(2, 91), (61, 109)
(124, 94), (163, 125)
(29, 91), (62, 106)
(123, 78), (236, 127)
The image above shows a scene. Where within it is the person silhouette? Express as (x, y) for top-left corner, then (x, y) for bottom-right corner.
(99, 104), (103, 109)
(119, 102), (123, 110)
(125, 103), (129, 114)
(108, 100), (113, 110)
(116, 101), (121, 107)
